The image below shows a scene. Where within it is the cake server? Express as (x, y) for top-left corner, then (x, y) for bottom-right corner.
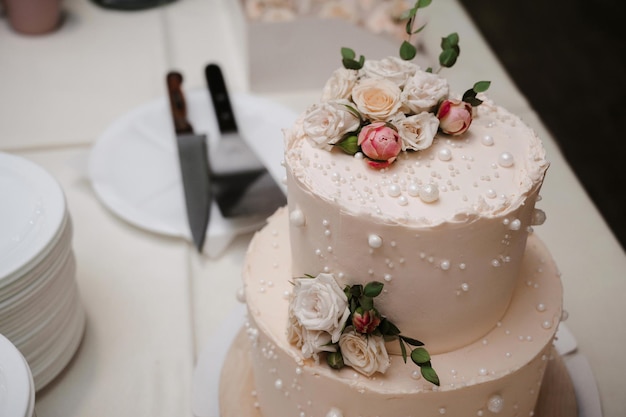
(204, 63), (286, 218)
(166, 71), (211, 252)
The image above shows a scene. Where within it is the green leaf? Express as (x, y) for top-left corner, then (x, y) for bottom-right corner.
(363, 281), (384, 297)
(335, 135), (359, 155)
(399, 335), (424, 347)
(412, 22), (428, 35)
(341, 47), (355, 60)
(359, 296), (374, 311)
(399, 339), (408, 363)
(421, 365), (440, 386)
(474, 80), (491, 92)
(417, 0), (432, 8)
(439, 48), (459, 68)
(410, 347), (431, 365)
(327, 351), (344, 370)
(400, 41), (417, 60)
(350, 285), (363, 298)
(380, 319), (401, 336)
(441, 33), (459, 49)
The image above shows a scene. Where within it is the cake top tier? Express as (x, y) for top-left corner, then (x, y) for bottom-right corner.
(285, 57), (548, 227)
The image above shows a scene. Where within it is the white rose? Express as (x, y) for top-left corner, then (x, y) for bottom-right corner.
(362, 56), (417, 88)
(392, 111), (439, 151)
(302, 100), (361, 150)
(352, 78), (402, 121)
(301, 329), (337, 362)
(401, 69), (449, 114)
(291, 273), (350, 343)
(287, 303), (305, 347)
(338, 327), (390, 376)
(321, 68), (358, 102)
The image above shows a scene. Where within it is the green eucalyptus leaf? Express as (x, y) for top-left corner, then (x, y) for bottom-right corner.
(327, 351), (344, 370)
(400, 339), (408, 363)
(474, 80), (491, 92)
(359, 296), (374, 311)
(412, 22), (428, 35)
(399, 335), (424, 347)
(441, 32), (459, 49)
(410, 347), (431, 364)
(336, 135), (359, 155)
(439, 48), (458, 68)
(421, 365), (440, 386)
(417, 0), (432, 8)
(384, 319), (401, 336)
(341, 47), (355, 60)
(363, 281), (384, 297)
(400, 41), (417, 60)
(350, 285), (363, 298)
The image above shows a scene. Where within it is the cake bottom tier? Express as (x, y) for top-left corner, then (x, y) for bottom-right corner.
(241, 209), (564, 417)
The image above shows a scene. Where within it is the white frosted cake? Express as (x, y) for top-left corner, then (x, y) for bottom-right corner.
(236, 12), (563, 417)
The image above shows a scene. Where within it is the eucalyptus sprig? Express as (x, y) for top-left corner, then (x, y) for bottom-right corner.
(462, 80), (491, 106)
(343, 281), (440, 386)
(399, 0), (432, 60)
(341, 47), (365, 70)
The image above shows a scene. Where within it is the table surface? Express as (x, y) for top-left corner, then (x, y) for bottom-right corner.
(1, 1), (624, 417)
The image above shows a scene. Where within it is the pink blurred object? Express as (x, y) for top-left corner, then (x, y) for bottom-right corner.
(5, 0), (62, 35)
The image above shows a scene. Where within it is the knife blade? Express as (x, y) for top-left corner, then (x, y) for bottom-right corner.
(205, 63), (286, 218)
(166, 71), (211, 252)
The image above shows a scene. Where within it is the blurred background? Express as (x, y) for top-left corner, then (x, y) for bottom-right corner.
(459, 0), (626, 250)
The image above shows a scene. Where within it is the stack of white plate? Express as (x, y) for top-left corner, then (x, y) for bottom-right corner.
(0, 333), (36, 417)
(0, 152), (85, 391)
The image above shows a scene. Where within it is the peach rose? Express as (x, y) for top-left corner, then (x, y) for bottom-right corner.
(351, 78), (402, 121)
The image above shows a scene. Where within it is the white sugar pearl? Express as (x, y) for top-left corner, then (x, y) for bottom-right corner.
(289, 209), (305, 227)
(531, 208), (547, 225)
(368, 234), (383, 248)
(482, 135), (494, 146)
(419, 183), (439, 203)
(438, 148), (452, 161)
(498, 152), (514, 167)
(388, 184), (402, 197)
(487, 395), (504, 413)
(509, 219), (521, 230)
(408, 183), (420, 197)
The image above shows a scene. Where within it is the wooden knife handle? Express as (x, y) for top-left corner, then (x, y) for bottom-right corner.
(205, 63), (238, 134)
(166, 71), (194, 134)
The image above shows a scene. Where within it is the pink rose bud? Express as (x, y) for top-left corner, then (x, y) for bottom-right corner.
(352, 307), (381, 334)
(357, 122), (402, 168)
(436, 99), (473, 136)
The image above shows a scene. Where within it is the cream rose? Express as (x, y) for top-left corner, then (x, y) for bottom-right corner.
(338, 327), (390, 376)
(392, 111), (439, 151)
(291, 273), (350, 343)
(362, 56), (417, 88)
(302, 100), (361, 150)
(401, 69), (450, 114)
(321, 68), (358, 102)
(351, 78), (402, 121)
(301, 329), (337, 361)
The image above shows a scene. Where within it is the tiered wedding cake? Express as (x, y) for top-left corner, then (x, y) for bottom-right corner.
(237, 6), (563, 417)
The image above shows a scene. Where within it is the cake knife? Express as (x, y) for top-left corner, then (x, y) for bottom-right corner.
(166, 71), (211, 252)
(204, 63), (286, 218)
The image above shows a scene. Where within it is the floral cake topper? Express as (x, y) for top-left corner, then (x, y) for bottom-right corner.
(288, 273), (440, 386)
(299, 0), (490, 169)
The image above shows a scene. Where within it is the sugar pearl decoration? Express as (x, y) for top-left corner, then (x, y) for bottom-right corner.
(326, 408), (344, 417)
(532, 209), (547, 226)
(408, 183), (420, 197)
(438, 148), (452, 161)
(289, 209), (306, 227)
(368, 234), (383, 248)
(419, 183), (439, 203)
(482, 135), (494, 146)
(498, 152), (514, 168)
(487, 395), (505, 413)
(388, 184), (402, 197)
(274, 379), (283, 389)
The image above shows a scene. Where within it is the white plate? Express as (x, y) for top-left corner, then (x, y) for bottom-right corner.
(0, 153), (66, 281)
(0, 333), (35, 417)
(88, 90), (297, 257)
